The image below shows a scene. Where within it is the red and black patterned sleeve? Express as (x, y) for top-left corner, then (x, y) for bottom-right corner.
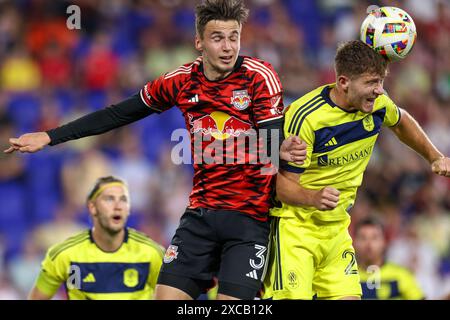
(243, 58), (284, 127)
(139, 64), (191, 113)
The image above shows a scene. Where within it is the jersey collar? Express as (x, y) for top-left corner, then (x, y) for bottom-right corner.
(89, 227), (129, 251)
(321, 84), (358, 114)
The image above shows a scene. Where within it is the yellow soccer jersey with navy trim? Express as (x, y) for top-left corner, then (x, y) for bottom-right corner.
(272, 83), (400, 222)
(359, 263), (424, 299)
(35, 228), (164, 300)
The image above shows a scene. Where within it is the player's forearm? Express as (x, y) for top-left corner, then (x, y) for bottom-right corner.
(276, 171), (316, 207)
(47, 94), (154, 146)
(28, 286), (53, 300)
(391, 109), (444, 164)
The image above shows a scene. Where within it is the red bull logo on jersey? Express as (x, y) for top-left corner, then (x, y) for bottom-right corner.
(188, 111), (255, 140)
(163, 245), (179, 263)
(231, 90), (251, 110)
(223, 116), (253, 137)
(173, 113), (279, 172)
(188, 114), (220, 135)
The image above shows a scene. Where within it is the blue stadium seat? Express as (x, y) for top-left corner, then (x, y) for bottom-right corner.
(173, 7), (195, 31)
(140, 107), (186, 163)
(85, 90), (108, 111)
(53, 89), (77, 115)
(25, 152), (64, 225)
(282, 0), (323, 53)
(6, 93), (42, 132)
(111, 9), (154, 57)
(0, 181), (27, 230)
(0, 180), (28, 259)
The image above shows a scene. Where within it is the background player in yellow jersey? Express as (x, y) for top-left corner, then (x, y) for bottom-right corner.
(354, 217), (424, 299)
(263, 40), (450, 300)
(28, 176), (164, 300)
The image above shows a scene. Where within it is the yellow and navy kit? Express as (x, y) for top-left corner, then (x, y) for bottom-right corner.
(263, 216), (362, 299)
(35, 228), (164, 300)
(264, 84), (400, 299)
(273, 83), (400, 223)
(359, 262), (424, 299)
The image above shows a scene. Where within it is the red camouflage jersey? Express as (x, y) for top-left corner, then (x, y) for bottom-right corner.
(140, 56), (284, 220)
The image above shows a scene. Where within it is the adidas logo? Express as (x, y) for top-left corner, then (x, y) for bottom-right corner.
(246, 270), (258, 280)
(188, 94), (199, 103)
(325, 137), (338, 147)
(83, 273), (96, 283)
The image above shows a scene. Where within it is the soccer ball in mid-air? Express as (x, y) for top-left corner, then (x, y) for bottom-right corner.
(360, 6), (417, 62)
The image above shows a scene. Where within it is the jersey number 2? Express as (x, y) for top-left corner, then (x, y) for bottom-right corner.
(343, 250), (358, 275)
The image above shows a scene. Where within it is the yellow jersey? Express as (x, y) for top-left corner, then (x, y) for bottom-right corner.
(273, 84), (400, 223)
(35, 228), (164, 300)
(359, 262), (424, 299)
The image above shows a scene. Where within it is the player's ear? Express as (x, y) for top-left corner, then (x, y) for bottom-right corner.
(87, 201), (97, 216)
(195, 34), (203, 52)
(337, 74), (350, 92)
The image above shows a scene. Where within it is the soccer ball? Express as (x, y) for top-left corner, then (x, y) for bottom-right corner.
(360, 6), (417, 62)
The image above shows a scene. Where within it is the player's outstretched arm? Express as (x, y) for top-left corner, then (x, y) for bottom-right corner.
(4, 132), (51, 154)
(4, 94), (154, 154)
(280, 135), (307, 164)
(276, 169), (340, 210)
(28, 286), (53, 300)
(389, 108), (450, 177)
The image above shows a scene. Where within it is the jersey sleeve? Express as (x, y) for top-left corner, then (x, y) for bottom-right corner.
(147, 245), (165, 299)
(381, 94), (401, 127)
(281, 104), (316, 173)
(247, 60), (284, 127)
(35, 247), (67, 297)
(399, 270), (425, 300)
(139, 67), (189, 113)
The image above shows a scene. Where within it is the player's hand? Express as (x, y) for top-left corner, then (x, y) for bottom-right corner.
(280, 135), (307, 164)
(4, 132), (51, 154)
(312, 186), (340, 210)
(431, 156), (450, 177)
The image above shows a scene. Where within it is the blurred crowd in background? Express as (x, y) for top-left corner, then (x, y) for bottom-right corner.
(0, 0), (449, 299)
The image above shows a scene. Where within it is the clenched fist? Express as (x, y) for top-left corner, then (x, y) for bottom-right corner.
(312, 186), (340, 210)
(431, 157), (450, 177)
